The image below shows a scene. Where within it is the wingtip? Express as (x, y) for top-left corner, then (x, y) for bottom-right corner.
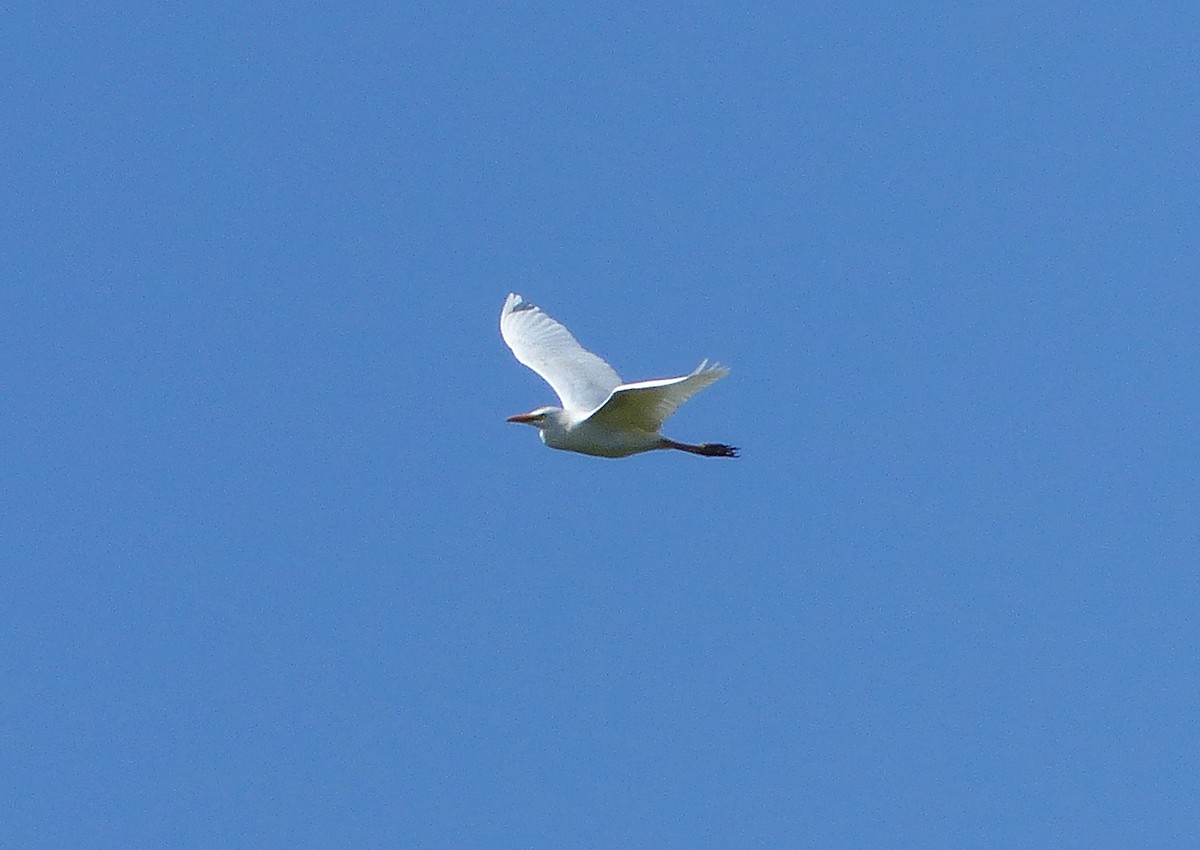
(693, 359), (730, 378)
(503, 292), (536, 316)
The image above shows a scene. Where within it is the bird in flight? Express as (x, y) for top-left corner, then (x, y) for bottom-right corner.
(501, 293), (739, 459)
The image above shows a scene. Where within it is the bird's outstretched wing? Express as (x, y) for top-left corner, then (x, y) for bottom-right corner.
(500, 293), (622, 413)
(586, 361), (729, 432)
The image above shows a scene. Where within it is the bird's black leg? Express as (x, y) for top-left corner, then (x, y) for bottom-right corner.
(661, 438), (739, 458)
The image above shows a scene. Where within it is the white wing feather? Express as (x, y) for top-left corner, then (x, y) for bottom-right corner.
(586, 361), (730, 432)
(500, 293), (622, 413)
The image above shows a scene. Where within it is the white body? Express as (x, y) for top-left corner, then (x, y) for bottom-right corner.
(540, 414), (667, 458)
(500, 293), (737, 459)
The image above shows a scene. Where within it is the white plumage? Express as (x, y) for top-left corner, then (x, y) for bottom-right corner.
(500, 293), (738, 458)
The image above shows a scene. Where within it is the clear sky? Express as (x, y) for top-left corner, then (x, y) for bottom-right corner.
(4, 3), (1198, 847)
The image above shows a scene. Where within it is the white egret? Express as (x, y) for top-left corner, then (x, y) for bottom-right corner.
(501, 293), (738, 458)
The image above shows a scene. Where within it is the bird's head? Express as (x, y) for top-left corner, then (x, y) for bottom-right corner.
(505, 406), (561, 429)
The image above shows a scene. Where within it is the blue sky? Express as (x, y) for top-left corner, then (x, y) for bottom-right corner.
(4, 2), (1198, 847)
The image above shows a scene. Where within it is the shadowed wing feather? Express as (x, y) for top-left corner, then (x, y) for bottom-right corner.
(500, 293), (622, 413)
(586, 361), (730, 432)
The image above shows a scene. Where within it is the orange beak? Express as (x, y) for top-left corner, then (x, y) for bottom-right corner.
(506, 412), (539, 423)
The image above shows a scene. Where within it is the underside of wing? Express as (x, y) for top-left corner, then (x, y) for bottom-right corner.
(586, 360), (730, 432)
(500, 293), (622, 413)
